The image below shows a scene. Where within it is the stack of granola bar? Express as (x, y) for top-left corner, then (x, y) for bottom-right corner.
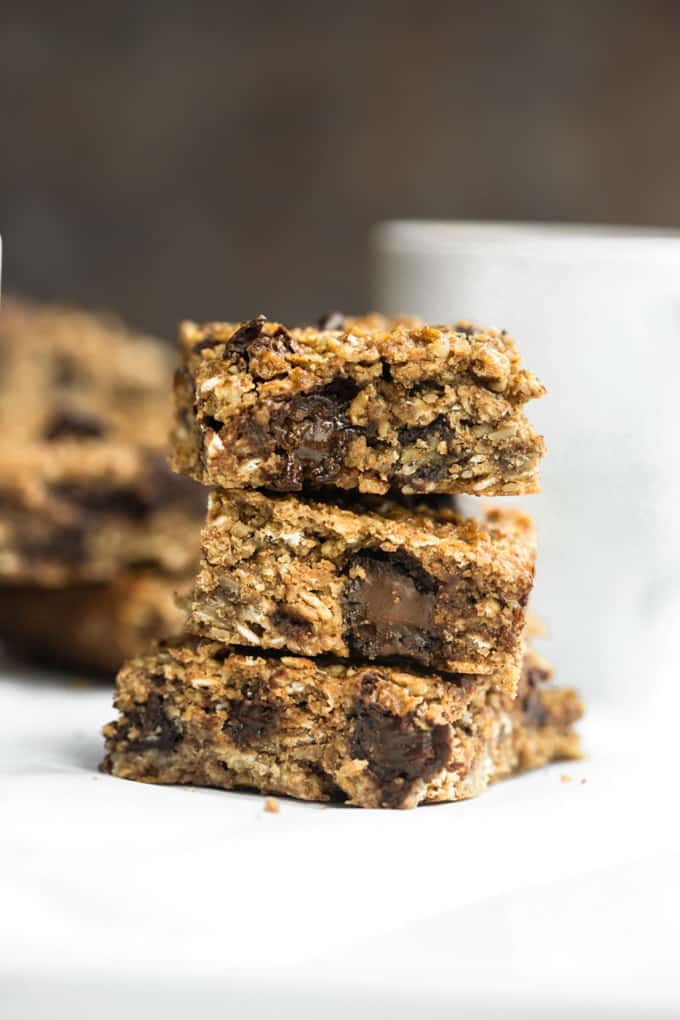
(0, 299), (205, 672)
(102, 314), (582, 808)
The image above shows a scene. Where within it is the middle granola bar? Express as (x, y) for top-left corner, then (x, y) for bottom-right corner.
(185, 490), (536, 693)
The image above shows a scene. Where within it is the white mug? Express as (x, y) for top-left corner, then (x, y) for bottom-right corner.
(372, 221), (680, 707)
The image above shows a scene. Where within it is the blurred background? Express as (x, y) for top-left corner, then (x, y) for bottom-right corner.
(2, 1), (680, 337)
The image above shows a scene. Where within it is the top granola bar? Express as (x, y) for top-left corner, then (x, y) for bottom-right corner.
(171, 313), (545, 495)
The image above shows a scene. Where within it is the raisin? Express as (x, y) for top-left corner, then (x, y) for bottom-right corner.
(268, 380), (360, 489)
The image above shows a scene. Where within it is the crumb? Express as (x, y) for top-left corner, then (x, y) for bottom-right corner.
(264, 797), (280, 814)
(560, 773), (572, 783)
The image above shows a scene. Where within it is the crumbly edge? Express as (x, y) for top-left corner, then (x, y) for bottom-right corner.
(178, 315), (545, 403)
(101, 639), (583, 809)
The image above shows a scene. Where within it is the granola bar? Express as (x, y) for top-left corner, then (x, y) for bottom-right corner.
(172, 313), (545, 495)
(185, 490), (535, 691)
(0, 299), (205, 584)
(101, 638), (583, 809)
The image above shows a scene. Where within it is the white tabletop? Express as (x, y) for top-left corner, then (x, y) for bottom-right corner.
(2, 663), (678, 1019)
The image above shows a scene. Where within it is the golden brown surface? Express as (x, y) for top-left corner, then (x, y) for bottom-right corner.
(187, 490), (536, 691)
(172, 314), (545, 495)
(101, 637), (583, 809)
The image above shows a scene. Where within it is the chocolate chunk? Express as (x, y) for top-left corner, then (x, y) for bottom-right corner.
(43, 408), (108, 441)
(343, 551), (439, 664)
(52, 482), (150, 520)
(126, 692), (182, 752)
(21, 526), (86, 565)
(399, 416), (452, 450)
(396, 416), (456, 488)
(317, 311), (345, 331)
(224, 683), (280, 748)
(268, 379), (360, 489)
(51, 453), (205, 521)
(350, 703), (452, 807)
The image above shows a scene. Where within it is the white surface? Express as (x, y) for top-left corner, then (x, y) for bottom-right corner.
(373, 221), (680, 705)
(2, 666), (678, 1019)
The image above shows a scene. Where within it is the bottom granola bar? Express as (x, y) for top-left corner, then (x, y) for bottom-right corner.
(101, 639), (582, 809)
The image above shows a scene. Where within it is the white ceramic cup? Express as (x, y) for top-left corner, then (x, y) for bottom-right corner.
(372, 221), (680, 706)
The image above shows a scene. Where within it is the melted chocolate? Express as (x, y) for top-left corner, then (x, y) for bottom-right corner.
(343, 551), (439, 664)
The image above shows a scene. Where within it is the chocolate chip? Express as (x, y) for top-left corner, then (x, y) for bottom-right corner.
(350, 702), (452, 807)
(224, 683), (280, 748)
(43, 408), (108, 441)
(50, 452), (205, 521)
(317, 311), (345, 331)
(126, 692), (182, 752)
(396, 416), (456, 488)
(455, 324), (476, 337)
(398, 416), (452, 450)
(343, 551), (439, 664)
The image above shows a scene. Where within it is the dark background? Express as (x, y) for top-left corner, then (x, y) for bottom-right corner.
(2, 1), (680, 338)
